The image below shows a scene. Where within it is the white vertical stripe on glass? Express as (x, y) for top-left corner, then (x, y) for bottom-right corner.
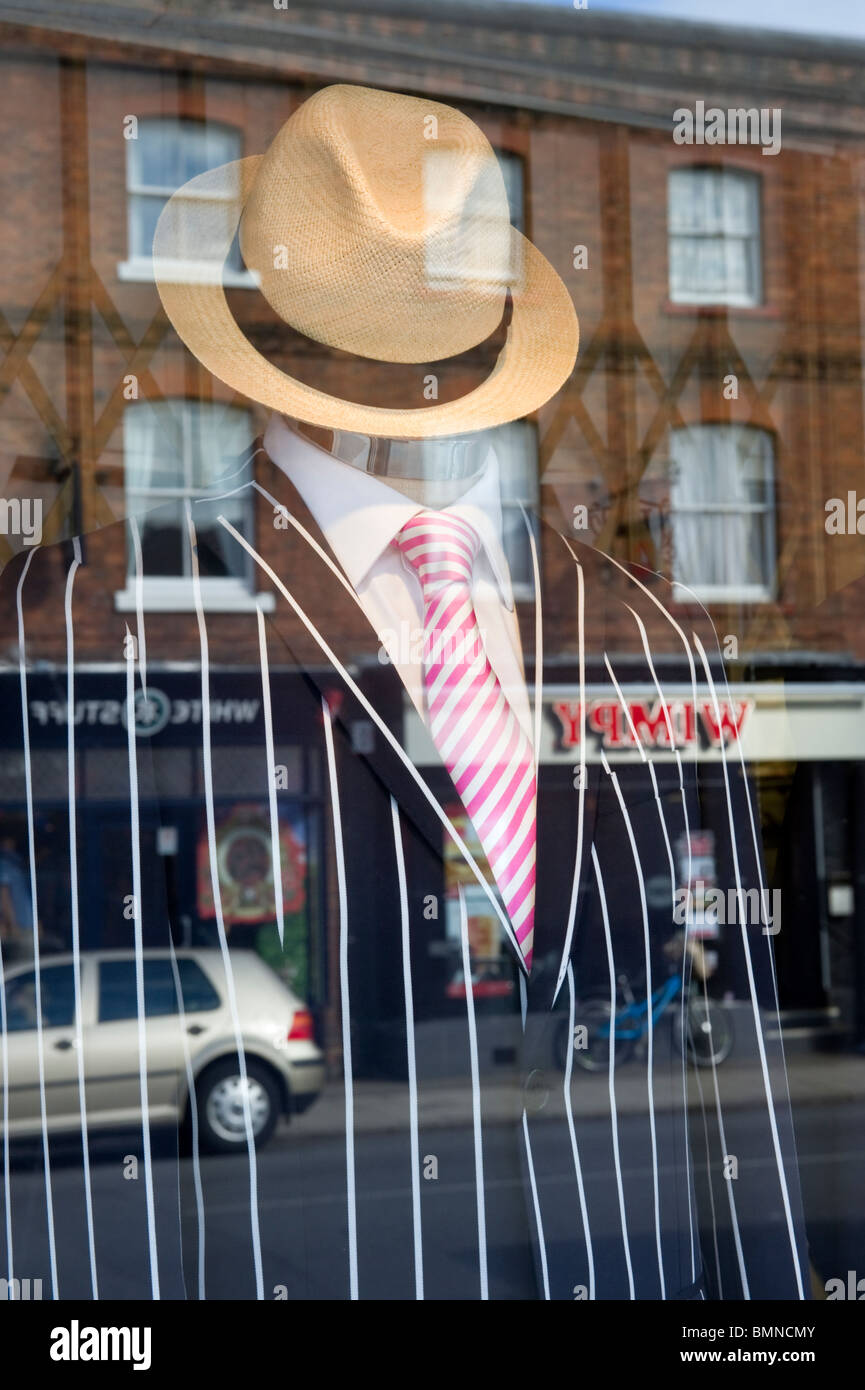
(321, 697), (358, 1300)
(124, 628), (161, 1299)
(15, 547), (59, 1299)
(518, 501), (543, 773)
(603, 753), (666, 1299)
(519, 968), (551, 1300)
(166, 938), (207, 1300)
(620, 598), (749, 1295)
(694, 635), (805, 1300)
(566, 961), (596, 1299)
(688, 582), (801, 1269)
(128, 517), (148, 697)
(458, 886), (488, 1300)
(554, 544), (587, 1004)
(591, 844), (635, 1299)
(256, 605), (284, 945)
(390, 797), (423, 1300)
(691, 1041), (725, 1297)
(604, 651), (700, 1286)
(629, 552), (801, 1297)
(186, 501), (264, 1299)
(65, 539), (99, 1299)
(521, 1110), (549, 1300)
(648, 760), (698, 1286)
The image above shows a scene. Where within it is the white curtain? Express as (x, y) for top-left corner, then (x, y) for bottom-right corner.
(668, 167), (760, 305)
(124, 400), (252, 503)
(123, 401), (253, 581)
(669, 424), (774, 594)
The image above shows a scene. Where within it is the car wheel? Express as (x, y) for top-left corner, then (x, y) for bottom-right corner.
(195, 1057), (282, 1154)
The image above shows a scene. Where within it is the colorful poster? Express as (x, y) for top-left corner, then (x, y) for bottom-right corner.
(197, 802), (306, 926)
(443, 803), (511, 999)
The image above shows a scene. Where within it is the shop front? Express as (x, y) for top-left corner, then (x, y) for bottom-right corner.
(5, 662), (863, 1073)
(0, 667), (327, 1017)
(404, 676), (865, 1038)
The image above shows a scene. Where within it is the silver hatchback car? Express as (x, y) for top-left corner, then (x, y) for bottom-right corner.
(0, 948), (325, 1152)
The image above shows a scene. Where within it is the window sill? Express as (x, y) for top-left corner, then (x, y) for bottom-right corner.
(671, 584), (774, 606)
(661, 300), (781, 320)
(114, 585), (275, 613)
(117, 259), (261, 289)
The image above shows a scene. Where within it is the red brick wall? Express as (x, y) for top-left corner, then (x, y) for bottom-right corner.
(1, 31), (864, 670)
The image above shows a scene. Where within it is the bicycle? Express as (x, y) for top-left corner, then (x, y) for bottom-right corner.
(561, 967), (734, 1073)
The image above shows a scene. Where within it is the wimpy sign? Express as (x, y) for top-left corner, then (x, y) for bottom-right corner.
(550, 695), (753, 756)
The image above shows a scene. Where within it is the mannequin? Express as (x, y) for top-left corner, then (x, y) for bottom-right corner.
(281, 416), (491, 507)
(268, 407), (532, 744)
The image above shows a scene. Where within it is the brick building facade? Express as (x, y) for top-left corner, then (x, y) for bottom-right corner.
(1, 0), (865, 1042)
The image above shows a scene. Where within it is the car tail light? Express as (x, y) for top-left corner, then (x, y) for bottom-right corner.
(288, 1009), (314, 1042)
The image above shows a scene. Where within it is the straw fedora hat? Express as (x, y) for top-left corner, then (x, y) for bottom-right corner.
(154, 83), (578, 439)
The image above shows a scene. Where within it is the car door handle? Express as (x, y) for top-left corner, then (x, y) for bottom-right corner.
(187, 1024), (207, 1036)
(53, 1038), (76, 1051)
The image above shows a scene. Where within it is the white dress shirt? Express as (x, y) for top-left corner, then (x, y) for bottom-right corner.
(263, 413), (533, 745)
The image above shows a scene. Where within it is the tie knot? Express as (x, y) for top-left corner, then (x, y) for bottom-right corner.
(396, 511), (481, 597)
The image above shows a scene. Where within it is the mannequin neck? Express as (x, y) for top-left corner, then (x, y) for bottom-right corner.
(283, 417), (488, 507)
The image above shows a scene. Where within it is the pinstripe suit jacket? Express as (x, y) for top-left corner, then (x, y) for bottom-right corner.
(0, 444), (810, 1301)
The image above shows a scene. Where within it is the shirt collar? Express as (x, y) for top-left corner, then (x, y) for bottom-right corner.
(263, 413), (514, 610)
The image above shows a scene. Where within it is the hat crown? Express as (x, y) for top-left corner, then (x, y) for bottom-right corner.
(239, 85), (514, 364)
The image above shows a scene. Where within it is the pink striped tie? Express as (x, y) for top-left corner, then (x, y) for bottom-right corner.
(397, 511), (536, 968)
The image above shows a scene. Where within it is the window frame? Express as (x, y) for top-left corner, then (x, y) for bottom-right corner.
(495, 147), (526, 235)
(667, 165), (764, 309)
(668, 422), (777, 604)
(118, 116), (258, 288)
(114, 398), (273, 614)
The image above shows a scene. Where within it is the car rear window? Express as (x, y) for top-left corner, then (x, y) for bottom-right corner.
(98, 958), (221, 1022)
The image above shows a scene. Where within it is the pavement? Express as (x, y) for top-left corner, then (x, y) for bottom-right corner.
(290, 1043), (865, 1139)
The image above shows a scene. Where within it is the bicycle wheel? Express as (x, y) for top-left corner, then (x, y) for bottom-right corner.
(675, 994), (733, 1068)
(569, 996), (635, 1073)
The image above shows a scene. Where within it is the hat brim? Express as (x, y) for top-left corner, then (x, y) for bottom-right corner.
(154, 157), (578, 439)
